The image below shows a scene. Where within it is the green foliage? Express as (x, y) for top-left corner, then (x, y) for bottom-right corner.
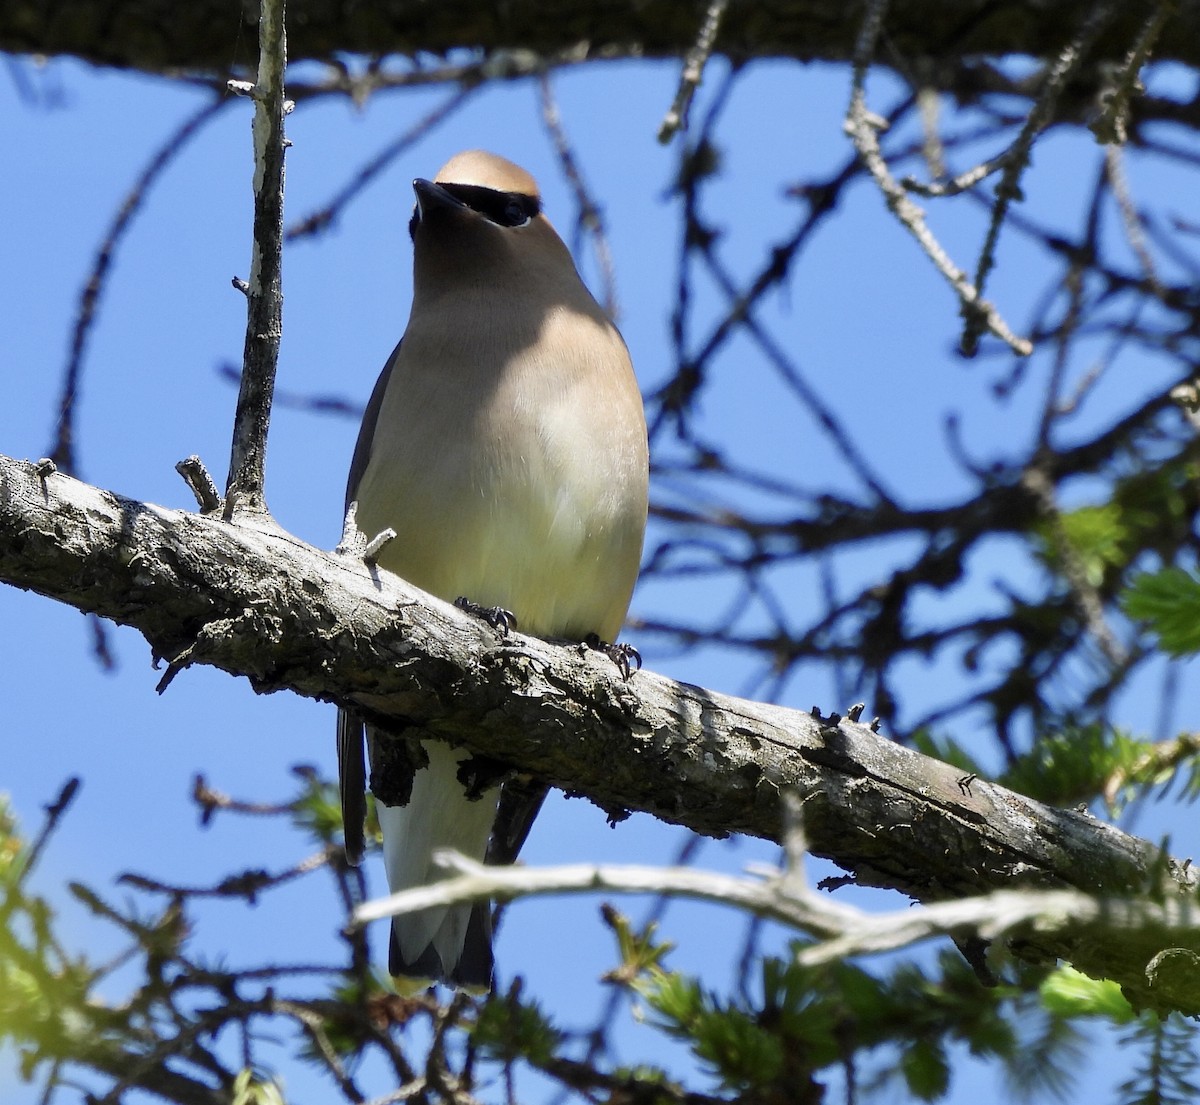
(1001, 718), (1200, 815)
(602, 901), (676, 978)
(923, 715), (1200, 818)
(600, 910), (1085, 1104)
(1117, 1015), (1200, 1105)
(231, 1069), (287, 1105)
(1, 777), (408, 1103)
(0, 767), (1179, 1105)
(297, 972), (401, 1061)
(289, 764), (379, 852)
(639, 968), (794, 1091)
(1038, 458), (1200, 595)
(1124, 567), (1200, 657)
(919, 722), (1161, 813)
(1039, 965), (1136, 1024)
(998, 1001), (1084, 1103)
(870, 956), (1077, 1103)
(1138, 735), (1200, 806)
(1041, 503), (1131, 588)
(999, 724), (1143, 809)
(474, 980), (564, 1066)
(901, 1037), (950, 1101)
(0, 794), (103, 1080)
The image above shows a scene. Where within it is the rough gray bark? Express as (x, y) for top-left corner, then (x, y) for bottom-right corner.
(2, 450), (1197, 1014)
(4, 0), (1198, 85)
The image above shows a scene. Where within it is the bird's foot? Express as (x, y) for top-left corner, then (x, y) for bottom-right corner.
(454, 596), (518, 636)
(583, 634), (642, 680)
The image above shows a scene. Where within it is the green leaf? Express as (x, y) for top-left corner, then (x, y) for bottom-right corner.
(1038, 503), (1129, 587)
(231, 1069), (286, 1105)
(901, 1037), (950, 1100)
(1000, 724), (1140, 808)
(1123, 568), (1200, 656)
(1039, 965), (1135, 1024)
(602, 904), (675, 980)
(474, 982), (563, 1065)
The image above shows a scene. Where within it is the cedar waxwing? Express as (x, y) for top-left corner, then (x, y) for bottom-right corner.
(337, 150), (648, 989)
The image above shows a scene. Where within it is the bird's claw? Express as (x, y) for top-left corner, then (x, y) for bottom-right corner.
(454, 596), (518, 636)
(584, 634), (641, 680)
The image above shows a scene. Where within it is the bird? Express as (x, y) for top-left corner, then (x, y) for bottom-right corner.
(337, 149), (648, 989)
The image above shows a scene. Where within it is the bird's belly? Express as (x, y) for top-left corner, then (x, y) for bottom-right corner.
(358, 444), (640, 643)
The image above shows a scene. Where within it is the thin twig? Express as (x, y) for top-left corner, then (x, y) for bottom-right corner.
(176, 455), (223, 513)
(275, 999), (365, 1102)
(537, 72), (620, 319)
(1091, 0), (1179, 145)
(19, 778), (82, 887)
(916, 82), (946, 180)
(287, 85), (479, 241)
(656, 67), (741, 442)
(354, 850), (1200, 970)
(902, 150), (1012, 198)
(844, 0), (1032, 357)
(1035, 159), (1104, 446)
(966, 1), (1116, 353)
(119, 848), (333, 900)
(658, 0), (730, 143)
(1021, 464), (1127, 667)
(358, 1082), (429, 1105)
(1105, 143), (1160, 289)
(216, 361), (364, 416)
(225, 0), (290, 513)
(568, 833), (705, 1098)
(283, 45), (602, 103)
(49, 96), (228, 476)
(697, 241), (898, 506)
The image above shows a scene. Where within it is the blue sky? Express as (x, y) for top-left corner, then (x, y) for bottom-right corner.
(2, 51), (1196, 1103)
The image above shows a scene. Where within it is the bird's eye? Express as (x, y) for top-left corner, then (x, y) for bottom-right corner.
(503, 200), (531, 228)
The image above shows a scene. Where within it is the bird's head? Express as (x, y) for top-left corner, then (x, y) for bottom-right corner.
(407, 150), (577, 290)
(409, 150), (546, 239)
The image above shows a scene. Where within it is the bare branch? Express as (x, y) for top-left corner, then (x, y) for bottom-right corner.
(175, 455), (223, 514)
(49, 97), (228, 477)
(1, 451), (1195, 1012)
(286, 84), (480, 241)
(357, 849), (1200, 1014)
(967, 1), (1117, 353)
(1105, 142), (1161, 288)
(225, 0), (290, 513)
(1091, 0), (1180, 144)
(537, 72), (620, 320)
(12, 0), (1200, 81)
(844, 0), (1033, 357)
(657, 0), (729, 143)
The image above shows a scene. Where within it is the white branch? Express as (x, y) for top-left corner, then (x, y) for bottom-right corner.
(355, 849), (1200, 973)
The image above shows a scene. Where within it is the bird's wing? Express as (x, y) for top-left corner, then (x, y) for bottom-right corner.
(337, 338), (403, 865)
(487, 777), (550, 866)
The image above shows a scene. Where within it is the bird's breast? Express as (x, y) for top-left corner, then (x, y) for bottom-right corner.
(354, 304), (647, 642)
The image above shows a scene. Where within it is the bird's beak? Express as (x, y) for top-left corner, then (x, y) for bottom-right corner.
(412, 178), (466, 217)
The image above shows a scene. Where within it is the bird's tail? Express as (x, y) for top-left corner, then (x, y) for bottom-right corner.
(377, 739), (500, 989)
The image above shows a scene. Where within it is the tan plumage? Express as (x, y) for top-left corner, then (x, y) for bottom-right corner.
(338, 150), (648, 988)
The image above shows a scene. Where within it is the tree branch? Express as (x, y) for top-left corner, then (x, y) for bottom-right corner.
(224, 0), (289, 512)
(0, 450), (1196, 1012)
(358, 849), (1200, 1015)
(0, 0), (1193, 81)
